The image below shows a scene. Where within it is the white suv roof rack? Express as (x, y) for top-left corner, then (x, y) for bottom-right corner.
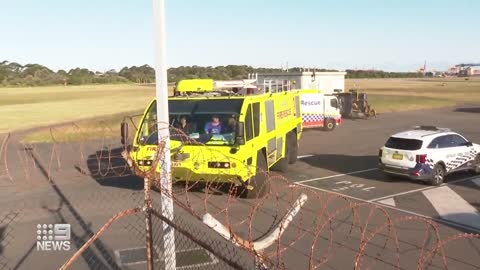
(412, 125), (450, 131)
(411, 126), (452, 137)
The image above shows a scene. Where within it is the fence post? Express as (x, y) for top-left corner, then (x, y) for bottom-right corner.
(152, 0), (177, 269)
(144, 177), (155, 270)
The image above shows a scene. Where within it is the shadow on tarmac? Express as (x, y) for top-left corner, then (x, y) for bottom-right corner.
(82, 146), (144, 191)
(454, 107), (480, 114)
(300, 154), (404, 182)
(0, 226), (4, 256)
(24, 149), (123, 270)
(83, 146), (238, 196)
(433, 213), (480, 235)
(300, 154), (479, 185)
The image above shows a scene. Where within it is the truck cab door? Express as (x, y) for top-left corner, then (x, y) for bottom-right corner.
(264, 100), (277, 165)
(326, 96), (340, 115)
(244, 102), (268, 166)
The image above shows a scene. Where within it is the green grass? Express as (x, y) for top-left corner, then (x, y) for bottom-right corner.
(8, 77), (480, 143)
(0, 84), (159, 133)
(368, 94), (455, 112)
(20, 112), (143, 143)
(346, 77), (480, 112)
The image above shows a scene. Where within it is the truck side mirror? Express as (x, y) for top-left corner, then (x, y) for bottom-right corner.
(121, 122), (128, 145)
(235, 122), (245, 145)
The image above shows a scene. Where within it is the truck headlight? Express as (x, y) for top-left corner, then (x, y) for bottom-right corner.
(138, 160), (152, 166)
(208, 162), (234, 169)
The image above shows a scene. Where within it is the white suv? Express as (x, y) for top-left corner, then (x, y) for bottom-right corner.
(379, 126), (480, 185)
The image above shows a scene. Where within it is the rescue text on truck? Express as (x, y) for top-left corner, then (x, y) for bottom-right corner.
(121, 79), (317, 198)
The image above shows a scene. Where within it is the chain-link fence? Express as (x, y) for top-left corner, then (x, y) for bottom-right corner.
(1, 115), (480, 270)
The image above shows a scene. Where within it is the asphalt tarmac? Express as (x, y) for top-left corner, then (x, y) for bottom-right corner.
(1, 104), (480, 269)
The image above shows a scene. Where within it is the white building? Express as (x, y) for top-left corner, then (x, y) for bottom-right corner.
(253, 71), (346, 94)
(467, 67), (480, 76)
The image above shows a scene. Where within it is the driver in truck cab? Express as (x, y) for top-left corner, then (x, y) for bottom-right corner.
(204, 114), (224, 134)
(175, 115), (195, 134)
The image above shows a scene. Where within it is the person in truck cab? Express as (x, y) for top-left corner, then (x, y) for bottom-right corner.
(204, 115), (224, 134)
(175, 115), (195, 134)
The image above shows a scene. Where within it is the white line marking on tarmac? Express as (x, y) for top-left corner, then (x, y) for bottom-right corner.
(296, 168), (379, 184)
(297, 154), (314, 159)
(378, 198), (396, 207)
(368, 175), (480, 202)
(295, 182), (369, 201)
(368, 186), (433, 202)
(423, 186), (480, 228)
(295, 182), (480, 233)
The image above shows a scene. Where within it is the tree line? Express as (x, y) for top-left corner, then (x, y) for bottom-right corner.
(0, 60), (423, 87)
(345, 69), (423, 79)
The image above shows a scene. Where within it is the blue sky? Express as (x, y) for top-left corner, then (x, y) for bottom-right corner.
(1, 0), (478, 72)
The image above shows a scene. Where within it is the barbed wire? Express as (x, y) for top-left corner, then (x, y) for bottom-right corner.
(0, 116), (479, 270)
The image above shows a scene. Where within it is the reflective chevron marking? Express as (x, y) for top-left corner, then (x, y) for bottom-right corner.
(378, 198), (396, 207)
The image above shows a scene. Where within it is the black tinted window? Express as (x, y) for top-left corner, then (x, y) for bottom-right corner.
(245, 105), (253, 141)
(451, 134), (467, 147)
(253, 102), (260, 137)
(385, 137), (423, 150)
(428, 136), (449, 148)
(330, 98), (338, 108)
(428, 135), (455, 148)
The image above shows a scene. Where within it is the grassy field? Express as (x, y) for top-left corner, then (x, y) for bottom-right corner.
(19, 112), (143, 143)
(345, 77), (480, 112)
(0, 84), (157, 134)
(2, 77), (479, 143)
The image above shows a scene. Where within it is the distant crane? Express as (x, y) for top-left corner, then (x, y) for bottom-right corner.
(417, 60), (427, 74)
(455, 63), (480, 67)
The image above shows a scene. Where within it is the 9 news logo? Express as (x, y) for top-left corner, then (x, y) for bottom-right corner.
(36, 224), (71, 251)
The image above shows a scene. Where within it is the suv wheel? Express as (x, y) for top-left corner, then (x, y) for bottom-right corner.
(430, 163), (445, 186)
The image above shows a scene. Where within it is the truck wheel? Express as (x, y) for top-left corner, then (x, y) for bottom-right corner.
(271, 135), (290, 172)
(288, 132), (298, 164)
(243, 152), (270, 199)
(429, 163), (445, 186)
(324, 119), (336, 131)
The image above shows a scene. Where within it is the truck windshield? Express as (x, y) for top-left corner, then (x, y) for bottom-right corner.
(137, 99), (243, 146)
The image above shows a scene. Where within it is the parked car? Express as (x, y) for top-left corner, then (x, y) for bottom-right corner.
(378, 126), (480, 185)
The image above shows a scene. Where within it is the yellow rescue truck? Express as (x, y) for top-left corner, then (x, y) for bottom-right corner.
(121, 79), (316, 198)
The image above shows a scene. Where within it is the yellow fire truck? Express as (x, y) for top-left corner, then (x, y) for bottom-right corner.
(121, 79), (316, 198)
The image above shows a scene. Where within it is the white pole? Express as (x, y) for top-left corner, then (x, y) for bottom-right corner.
(152, 0), (176, 269)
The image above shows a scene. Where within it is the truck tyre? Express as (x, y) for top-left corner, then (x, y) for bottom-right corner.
(288, 132), (298, 164)
(271, 135), (290, 172)
(243, 152), (269, 199)
(324, 119), (336, 131)
(429, 163), (445, 186)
